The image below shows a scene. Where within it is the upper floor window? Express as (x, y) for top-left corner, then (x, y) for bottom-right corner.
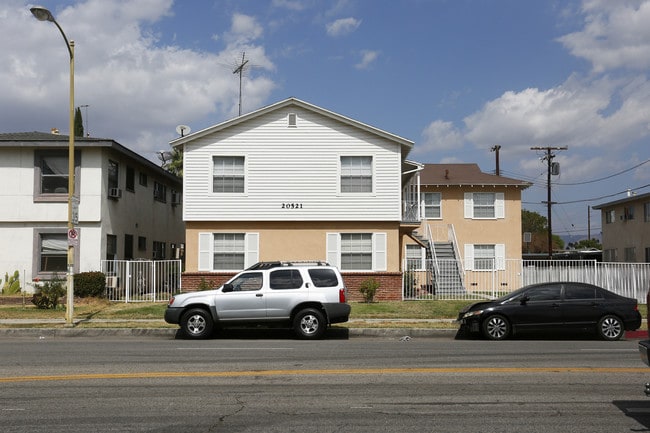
(154, 181), (167, 202)
(125, 166), (135, 192)
(108, 160), (119, 189)
(213, 156), (245, 193)
(139, 172), (148, 187)
(423, 192), (441, 218)
(606, 209), (615, 224)
(624, 205), (634, 221)
(34, 150), (80, 200)
(340, 156), (372, 193)
(464, 192), (504, 219)
(645, 203), (650, 222)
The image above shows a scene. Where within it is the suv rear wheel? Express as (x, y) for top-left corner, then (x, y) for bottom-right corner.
(293, 308), (326, 340)
(180, 308), (214, 339)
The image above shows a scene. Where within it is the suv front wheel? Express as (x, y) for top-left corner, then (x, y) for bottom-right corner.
(180, 308), (214, 339)
(293, 308), (326, 340)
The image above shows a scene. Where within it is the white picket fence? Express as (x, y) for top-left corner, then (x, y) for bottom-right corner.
(100, 260), (181, 302)
(403, 259), (650, 303)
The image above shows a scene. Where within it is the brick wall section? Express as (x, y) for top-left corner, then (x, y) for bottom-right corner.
(181, 271), (403, 301)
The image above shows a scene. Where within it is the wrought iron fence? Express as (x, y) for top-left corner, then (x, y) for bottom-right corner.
(403, 258), (650, 303)
(100, 260), (182, 302)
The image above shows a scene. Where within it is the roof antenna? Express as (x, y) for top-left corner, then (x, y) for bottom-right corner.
(233, 52), (249, 116)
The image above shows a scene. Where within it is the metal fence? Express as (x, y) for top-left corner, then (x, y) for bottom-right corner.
(100, 260), (182, 302)
(403, 258), (650, 303)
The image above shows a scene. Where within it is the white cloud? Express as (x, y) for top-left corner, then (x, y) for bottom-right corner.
(413, 120), (463, 158)
(558, 0), (650, 73)
(355, 50), (378, 70)
(326, 17), (361, 37)
(0, 0), (275, 161)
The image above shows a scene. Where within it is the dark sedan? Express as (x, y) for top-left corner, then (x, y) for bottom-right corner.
(458, 282), (641, 341)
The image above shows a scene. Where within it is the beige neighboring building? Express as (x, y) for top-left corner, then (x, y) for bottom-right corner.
(403, 164), (531, 295)
(593, 192), (650, 262)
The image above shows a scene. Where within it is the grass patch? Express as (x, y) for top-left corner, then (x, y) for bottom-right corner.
(350, 300), (470, 319)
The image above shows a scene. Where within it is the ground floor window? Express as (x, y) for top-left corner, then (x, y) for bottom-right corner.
(464, 243), (505, 271)
(327, 232), (386, 271)
(40, 233), (67, 272)
(198, 232), (259, 271)
(406, 244), (425, 270)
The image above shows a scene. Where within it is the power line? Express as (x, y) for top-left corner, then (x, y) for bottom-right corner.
(554, 158), (650, 185)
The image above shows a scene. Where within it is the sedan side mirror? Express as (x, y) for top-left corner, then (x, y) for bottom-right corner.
(520, 295), (529, 305)
(222, 283), (234, 293)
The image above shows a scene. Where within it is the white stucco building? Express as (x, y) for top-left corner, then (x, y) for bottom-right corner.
(0, 131), (184, 292)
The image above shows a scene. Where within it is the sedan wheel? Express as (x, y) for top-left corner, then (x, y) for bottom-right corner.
(598, 315), (623, 341)
(482, 314), (511, 341)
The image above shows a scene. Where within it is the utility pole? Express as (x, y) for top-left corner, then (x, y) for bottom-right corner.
(491, 145), (501, 176)
(530, 146), (568, 258)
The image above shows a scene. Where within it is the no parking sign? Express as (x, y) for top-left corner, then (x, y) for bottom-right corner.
(68, 228), (79, 246)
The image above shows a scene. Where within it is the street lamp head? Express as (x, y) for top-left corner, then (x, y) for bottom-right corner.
(30, 6), (55, 22)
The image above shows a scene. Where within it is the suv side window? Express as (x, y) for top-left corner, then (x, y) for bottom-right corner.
(229, 272), (263, 291)
(308, 268), (340, 287)
(270, 269), (304, 290)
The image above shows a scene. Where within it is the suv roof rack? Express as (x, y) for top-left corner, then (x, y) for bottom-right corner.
(245, 261), (330, 270)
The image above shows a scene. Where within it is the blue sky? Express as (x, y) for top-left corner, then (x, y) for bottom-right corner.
(2, 0), (650, 242)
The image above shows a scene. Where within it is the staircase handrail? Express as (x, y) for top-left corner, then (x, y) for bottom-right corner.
(425, 223), (440, 291)
(447, 224), (465, 287)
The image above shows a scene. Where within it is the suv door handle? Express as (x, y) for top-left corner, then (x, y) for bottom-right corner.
(256, 294), (263, 297)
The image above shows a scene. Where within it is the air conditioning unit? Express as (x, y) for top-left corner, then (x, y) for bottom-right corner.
(108, 188), (122, 199)
(106, 276), (118, 288)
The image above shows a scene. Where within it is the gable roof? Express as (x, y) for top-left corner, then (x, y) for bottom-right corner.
(420, 163), (531, 188)
(169, 97), (414, 155)
(0, 131), (180, 184)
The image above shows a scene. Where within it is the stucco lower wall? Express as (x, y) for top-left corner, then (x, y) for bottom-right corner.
(185, 221), (402, 272)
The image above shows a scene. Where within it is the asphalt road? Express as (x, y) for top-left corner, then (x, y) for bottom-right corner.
(1, 333), (650, 432)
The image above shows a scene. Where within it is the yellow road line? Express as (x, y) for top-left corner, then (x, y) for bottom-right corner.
(1, 367), (648, 383)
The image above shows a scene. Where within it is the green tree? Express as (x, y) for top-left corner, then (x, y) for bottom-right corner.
(570, 238), (602, 250)
(521, 209), (563, 254)
(74, 107), (84, 137)
(165, 148), (183, 177)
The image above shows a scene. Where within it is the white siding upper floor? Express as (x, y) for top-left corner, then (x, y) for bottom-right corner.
(177, 98), (413, 222)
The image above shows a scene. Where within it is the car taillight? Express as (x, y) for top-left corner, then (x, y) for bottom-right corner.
(339, 288), (346, 303)
(168, 296), (175, 306)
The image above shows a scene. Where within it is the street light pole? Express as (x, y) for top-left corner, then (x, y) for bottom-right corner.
(31, 6), (75, 326)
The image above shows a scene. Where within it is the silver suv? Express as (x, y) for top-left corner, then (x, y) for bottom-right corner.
(164, 261), (351, 339)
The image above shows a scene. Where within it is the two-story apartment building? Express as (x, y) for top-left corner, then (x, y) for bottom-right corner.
(172, 98), (416, 300)
(593, 192), (650, 262)
(172, 98), (531, 300)
(0, 131), (185, 292)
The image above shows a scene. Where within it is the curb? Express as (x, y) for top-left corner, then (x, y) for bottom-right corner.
(0, 327), (458, 339)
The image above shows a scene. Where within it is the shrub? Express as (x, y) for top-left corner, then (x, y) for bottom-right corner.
(359, 278), (380, 303)
(197, 277), (214, 291)
(74, 271), (106, 298)
(32, 275), (66, 309)
(2, 270), (21, 295)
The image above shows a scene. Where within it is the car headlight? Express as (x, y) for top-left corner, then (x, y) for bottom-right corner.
(462, 310), (484, 319)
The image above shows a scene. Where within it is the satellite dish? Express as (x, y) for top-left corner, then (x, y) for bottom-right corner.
(176, 125), (191, 137)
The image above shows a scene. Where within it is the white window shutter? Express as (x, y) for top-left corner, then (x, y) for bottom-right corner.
(496, 244), (506, 270)
(373, 233), (387, 271)
(198, 233), (212, 271)
(464, 244), (474, 271)
(326, 233), (339, 267)
(245, 233), (259, 268)
(495, 193), (505, 219)
(464, 193), (473, 218)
